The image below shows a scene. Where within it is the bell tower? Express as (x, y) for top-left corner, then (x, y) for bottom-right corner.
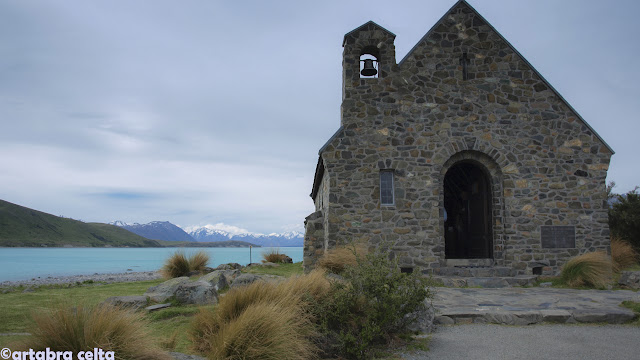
(341, 21), (396, 127)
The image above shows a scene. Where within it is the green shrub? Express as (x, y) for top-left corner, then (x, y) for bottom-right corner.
(16, 304), (171, 360)
(161, 250), (210, 278)
(317, 248), (432, 359)
(609, 185), (640, 251)
(561, 251), (612, 288)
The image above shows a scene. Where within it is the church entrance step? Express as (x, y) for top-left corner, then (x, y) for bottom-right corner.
(432, 275), (538, 288)
(432, 266), (517, 277)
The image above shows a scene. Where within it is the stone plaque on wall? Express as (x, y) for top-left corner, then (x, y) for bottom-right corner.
(541, 226), (576, 248)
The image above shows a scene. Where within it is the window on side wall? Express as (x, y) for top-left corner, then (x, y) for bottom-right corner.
(380, 170), (394, 206)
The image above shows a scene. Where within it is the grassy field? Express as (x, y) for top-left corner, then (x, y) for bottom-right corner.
(0, 263), (305, 353)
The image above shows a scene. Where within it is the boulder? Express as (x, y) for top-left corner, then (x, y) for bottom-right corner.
(144, 277), (190, 302)
(281, 255), (293, 264)
(102, 295), (148, 310)
(230, 273), (262, 288)
(216, 263), (243, 271)
(174, 281), (218, 305)
(199, 270), (241, 291)
(619, 271), (640, 289)
(406, 300), (436, 333)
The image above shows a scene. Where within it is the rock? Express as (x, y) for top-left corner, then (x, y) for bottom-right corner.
(22, 288), (35, 293)
(201, 267), (215, 274)
(619, 271), (640, 289)
(281, 255), (293, 264)
(144, 277), (190, 302)
(539, 282), (553, 288)
(230, 274), (262, 288)
(216, 263), (243, 271)
(200, 270), (239, 291)
(406, 301), (435, 333)
(146, 303), (171, 312)
(174, 281), (218, 305)
(102, 295), (148, 310)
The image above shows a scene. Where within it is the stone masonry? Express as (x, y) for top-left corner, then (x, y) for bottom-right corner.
(304, 0), (613, 276)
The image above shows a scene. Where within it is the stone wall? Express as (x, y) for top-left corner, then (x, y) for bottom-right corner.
(308, 1), (612, 275)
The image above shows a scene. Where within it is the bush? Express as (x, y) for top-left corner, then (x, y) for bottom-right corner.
(161, 250), (210, 278)
(609, 186), (640, 251)
(17, 304), (170, 360)
(262, 248), (289, 263)
(317, 248), (432, 359)
(316, 243), (368, 274)
(190, 271), (329, 356)
(189, 251), (210, 272)
(611, 237), (638, 272)
(561, 251), (612, 288)
(208, 302), (316, 360)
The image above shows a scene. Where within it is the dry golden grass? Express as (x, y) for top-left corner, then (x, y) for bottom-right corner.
(188, 251), (210, 272)
(262, 248), (289, 263)
(316, 243), (368, 274)
(207, 302), (317, 360)
(16, 304), (171, 360)
(611, 237), (639, 272)
(561, 251), (613, 288)
(190, 271), (329, 357)
(162, 250), (210, 278)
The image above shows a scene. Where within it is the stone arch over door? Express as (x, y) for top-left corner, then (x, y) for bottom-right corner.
(439, 151), (505, 265)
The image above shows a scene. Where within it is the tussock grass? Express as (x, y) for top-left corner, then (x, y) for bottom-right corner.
(190, 271), (329, 357)
(316, 243), (368, 274)
(208, 302), (316, 360)
(188, 251), (210, 272)
(262, 248), (289, 263)
(16, 304), (171, 360)
(561, 251), (612, 288)
(611, 237), (639, 272)
(161, 250), (210, 278)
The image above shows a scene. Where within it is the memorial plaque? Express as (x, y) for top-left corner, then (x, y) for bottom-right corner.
(541, 226), (575, 248)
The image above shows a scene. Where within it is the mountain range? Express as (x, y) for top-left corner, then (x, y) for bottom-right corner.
(111, 221), (304, 247)
(0, 200), (161, 247)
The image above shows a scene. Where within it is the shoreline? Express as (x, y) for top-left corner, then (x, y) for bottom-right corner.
(0, 270), (163, 288)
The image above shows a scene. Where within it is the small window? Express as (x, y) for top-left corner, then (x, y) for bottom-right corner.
(380, 170), (394, 205)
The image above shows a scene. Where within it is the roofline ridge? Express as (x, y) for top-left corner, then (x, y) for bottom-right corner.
(397, 0), (613, 154)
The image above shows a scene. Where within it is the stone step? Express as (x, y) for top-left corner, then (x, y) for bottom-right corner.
(432, 275), (538, 288)
(432, 266), (517, 277)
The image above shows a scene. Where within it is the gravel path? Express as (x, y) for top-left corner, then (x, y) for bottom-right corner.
(401, 324), (640, 360)
(0, 271), (163, 287)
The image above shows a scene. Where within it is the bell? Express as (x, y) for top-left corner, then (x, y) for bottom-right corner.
(361, 59), (378, 77)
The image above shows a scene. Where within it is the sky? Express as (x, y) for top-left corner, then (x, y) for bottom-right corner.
(1, 0), (638, 234)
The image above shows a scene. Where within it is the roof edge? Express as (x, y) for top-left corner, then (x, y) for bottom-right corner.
(343, 20), (396, 47)
(398, 0), (614, 154)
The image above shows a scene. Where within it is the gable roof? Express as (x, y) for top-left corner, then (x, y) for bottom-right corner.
(343, 20), (396, 46)
(399, 0), (613, 154)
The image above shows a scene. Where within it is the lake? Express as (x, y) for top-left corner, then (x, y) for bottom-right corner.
(0, 247), (303, 282)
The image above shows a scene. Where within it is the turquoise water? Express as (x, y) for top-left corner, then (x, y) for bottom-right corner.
(0, 247), (303, 282)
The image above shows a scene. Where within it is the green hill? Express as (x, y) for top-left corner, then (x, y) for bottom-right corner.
(0, 199), (161, 247)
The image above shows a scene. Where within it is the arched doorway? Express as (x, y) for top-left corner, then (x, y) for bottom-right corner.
(444, 161), (493, 259)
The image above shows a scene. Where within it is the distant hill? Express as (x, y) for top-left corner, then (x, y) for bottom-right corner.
(111, 220), (196, 242)
(189, 226), (303, 247)
(0, 200), (161, 247)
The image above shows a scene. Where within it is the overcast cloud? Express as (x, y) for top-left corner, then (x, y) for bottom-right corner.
(1, 0), (638, 234)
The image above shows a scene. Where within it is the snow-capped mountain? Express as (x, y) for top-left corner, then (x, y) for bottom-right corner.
(111, 221), (304, 246)
(186, 224), (303, 247)
(111, 221), (196, 242)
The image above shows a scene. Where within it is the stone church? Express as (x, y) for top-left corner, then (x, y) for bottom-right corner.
(303, 0), (613, 276)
